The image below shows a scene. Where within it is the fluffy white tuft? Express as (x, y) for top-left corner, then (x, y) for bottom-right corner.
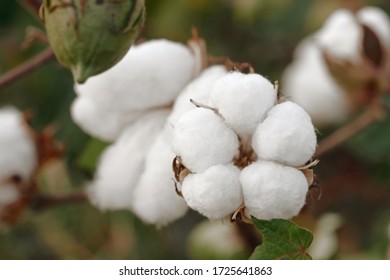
(172, 107), (239, 173)
(240, 160), (309, 220)
(209, 71), (276, 136)
(182, 164), (243, 219)
(252, 101), (317, 167)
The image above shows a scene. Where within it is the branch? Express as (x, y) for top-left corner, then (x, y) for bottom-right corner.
(0, 48), (55, 90)
(315, 108), (383, 157)
(30, 192), (87, 211)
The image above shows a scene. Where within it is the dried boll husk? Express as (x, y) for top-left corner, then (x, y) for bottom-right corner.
(40, 0), (145, 83)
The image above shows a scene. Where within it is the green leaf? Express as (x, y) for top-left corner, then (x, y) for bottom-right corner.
(77, 139), (109, 172)
(250, 218), (313, 260)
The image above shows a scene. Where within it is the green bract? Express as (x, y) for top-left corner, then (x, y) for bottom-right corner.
(40, 0), (145, 83)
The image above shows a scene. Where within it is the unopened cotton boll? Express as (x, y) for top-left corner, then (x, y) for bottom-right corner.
(281, 38), (351, 127)
(168, 65), (227, 127)
(240, 161), (308, 220)
(315, 9), (362, 62)
(182, 164), (243, 220)
(209, 71), (276, 136)
(172, 108), (239, 173)
(87, 110), (169, 211)
(0, 107), (37, 181)
(132, 128), (188, 226)
(252, 101), (317, 167)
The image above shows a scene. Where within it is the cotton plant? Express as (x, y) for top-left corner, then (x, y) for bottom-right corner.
(282, 6), (390, 127)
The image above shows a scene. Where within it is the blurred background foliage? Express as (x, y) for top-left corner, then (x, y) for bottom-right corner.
(0, 0), (389, 259)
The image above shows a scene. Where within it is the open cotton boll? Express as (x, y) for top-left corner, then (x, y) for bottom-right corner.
(87, 110), (169, 211)
(281, 41), (351, 127)
(0, 184), (20, 209)
(0, 107), (37, 181)
(71, 96), (143, 141)
(208, 72), (276, 136)
(182, 164), (243, 220)
(172, 108), (239, 173)
(252, 101), (316, 167)
(75, 39), (195, 112)
(240, 161), (308, 220)
(357, 6), (390, 49)
(132, 128), (188, 226)
(168, 65), (227, 127)
(315, 9), (362, 62)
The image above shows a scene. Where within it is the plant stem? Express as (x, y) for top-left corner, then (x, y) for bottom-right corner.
(0, 48), (55, 90)
(315, 108), (382, 157)
(30, 192), (87, 210)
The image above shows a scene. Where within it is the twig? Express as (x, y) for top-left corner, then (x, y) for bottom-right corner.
(0, 48), (55, 90)
(315, 108), (382, 157)
(30, 192), (87, 211)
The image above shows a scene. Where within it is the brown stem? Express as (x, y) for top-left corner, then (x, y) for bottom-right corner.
(316, 108), (382, 157)
(30, 192), (87, 210)
(0, 48), (55, 90)
(234, 222), (262, 255)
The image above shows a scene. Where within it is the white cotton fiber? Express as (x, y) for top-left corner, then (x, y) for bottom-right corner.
(315, 9), (362, 62)
(132, 128), (188, 226)
(240, 161), (309, 220)
(75, 39), (195, 111)
(168, 65), (227, 127)
(252, 101), (317, 167)
(87, 110), (169, 211)
(0, 107), (37, 181)
(357, 6), (390, 48)
(182, 164), (243, 219)
(172, 108), (239, 173)
(209, 71), (276, 136)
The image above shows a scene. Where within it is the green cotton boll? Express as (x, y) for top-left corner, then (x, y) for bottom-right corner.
(40, 0), (145, 83)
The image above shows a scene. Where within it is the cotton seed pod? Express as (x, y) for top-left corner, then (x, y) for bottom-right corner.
(0, 107), (37, 181)
(87, 110), (169, 211)
(40, 0), (145, 83)
(182, 164), (243, 220)
(172, 107), (239, 173)
(240, 160), (309, 220)
(208, 72), (276, 136)
(252, 101), (317, 167)
(132, 128), (188, 226)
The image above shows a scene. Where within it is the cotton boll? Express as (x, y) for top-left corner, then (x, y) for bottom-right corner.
(0, 107), (37, 181)
(132, 128), (188, 226)
(209, 72), (276, 136)
(240, 161), (308, 220)
(71, 96), (143, 141)
(357, 6), (390, 48)
(315, 9), (362, 62)
(87, 110), (169, 211)
(252, 102), (317, 167)
(172, 108), (239, 173)
(168, 65), (227, 127)
(75, 39), (195, 112)
(182, 164), (243, 220)
(281, 40), (351, 127)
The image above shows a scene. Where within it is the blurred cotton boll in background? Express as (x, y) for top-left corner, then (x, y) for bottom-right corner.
(72, 39), (197, 142)
(281, 6), (390, 128)
(0, 107), (37, 228)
